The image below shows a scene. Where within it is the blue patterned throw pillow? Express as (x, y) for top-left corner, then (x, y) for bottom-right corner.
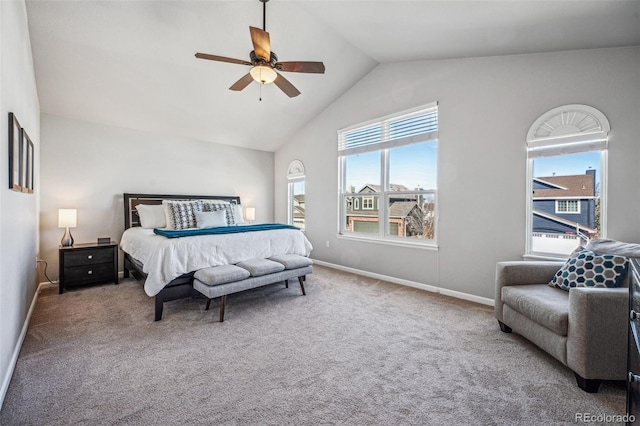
(549, 249), (628, 291)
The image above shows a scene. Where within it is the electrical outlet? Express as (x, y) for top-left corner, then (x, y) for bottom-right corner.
(35, 256), (39, 269)
(325, 241), (330, 248)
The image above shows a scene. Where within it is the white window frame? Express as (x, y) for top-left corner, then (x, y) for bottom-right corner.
(555, 199), (580, 214)
(287, 160), (305, 231)
(337, 103), (438, 248)
(362, 196), (374, 210)
(525, 104), (609, 258)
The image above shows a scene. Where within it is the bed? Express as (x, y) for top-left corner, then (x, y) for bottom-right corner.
(121, 193), (312, 320)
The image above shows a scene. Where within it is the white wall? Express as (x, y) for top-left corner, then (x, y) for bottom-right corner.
(39, 114), (274, 280)
(275, 47), (640, 300)
(0, 0), (40, 407)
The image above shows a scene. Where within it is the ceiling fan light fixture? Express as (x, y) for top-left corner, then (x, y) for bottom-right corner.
(250, 65), (277, 84)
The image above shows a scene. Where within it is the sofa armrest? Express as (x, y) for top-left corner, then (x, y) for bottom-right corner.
(495, 261), (564, 321)
(567, 287), (628, 380)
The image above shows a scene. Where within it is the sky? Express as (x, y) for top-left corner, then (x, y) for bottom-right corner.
(344, 143), (598, 193)
(533, 151), (600, 181)
(345, 141), (437, 192)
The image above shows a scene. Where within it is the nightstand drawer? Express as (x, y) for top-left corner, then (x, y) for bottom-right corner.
(63, 249), (113, 267)
(63, 263), (114, 286)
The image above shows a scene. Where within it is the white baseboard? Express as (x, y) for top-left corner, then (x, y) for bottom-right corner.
(311, 259), (494, 307)
(0, 281), (47, 409)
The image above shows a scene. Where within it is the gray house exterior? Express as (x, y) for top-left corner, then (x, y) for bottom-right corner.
(346, 184), (424, 236)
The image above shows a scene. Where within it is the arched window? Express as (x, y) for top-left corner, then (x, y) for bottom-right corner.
(526, 104), (609, 257)
(287, 160), (306, 231)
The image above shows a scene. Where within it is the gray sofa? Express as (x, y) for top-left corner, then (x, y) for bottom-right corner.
(494, 260), (628, 392)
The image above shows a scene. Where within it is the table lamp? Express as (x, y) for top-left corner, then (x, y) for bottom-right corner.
(245, 207), (255, 224)
(58, 208), (77, 247)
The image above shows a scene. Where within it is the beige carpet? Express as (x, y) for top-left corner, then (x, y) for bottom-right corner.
(0, 265), (626, 425)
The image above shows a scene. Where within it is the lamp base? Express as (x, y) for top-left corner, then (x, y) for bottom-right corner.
(61, 228), (74, 247)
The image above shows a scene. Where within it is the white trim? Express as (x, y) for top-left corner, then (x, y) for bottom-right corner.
(0, 281), (49, 409)
(523, 253), (568, 261)
(287, 160), (305, 180)
(526, 104), (610, 144)
(534, 196), (596, 200)
(555, 199), (580, 214)
(362, 196), (374, 210)
(532, 178), (567, 190)
(311, 259), (493, 306)
(337, 232), (438, 249)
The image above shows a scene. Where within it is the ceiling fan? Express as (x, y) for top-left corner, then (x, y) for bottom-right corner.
(195, 0), (325, 98)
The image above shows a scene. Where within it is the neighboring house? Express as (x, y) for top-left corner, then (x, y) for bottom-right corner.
(292, 194), (305, 230)
(532, 170), (598, 238)
(346, 184), (424, 236)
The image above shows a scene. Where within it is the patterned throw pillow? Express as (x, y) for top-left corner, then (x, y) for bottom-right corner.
(201, 200), (237, 226)
(162, 200), (203, 230)
(549, 249), (628, 291)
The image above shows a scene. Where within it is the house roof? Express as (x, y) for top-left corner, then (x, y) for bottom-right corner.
(533, 174), (595, 198)
(358, 184), (410, 193)
(347, 201), (419, 219)
(26, 1), (640, 152)
(533, 209), (597, 234)
(389, 202), (419, 218)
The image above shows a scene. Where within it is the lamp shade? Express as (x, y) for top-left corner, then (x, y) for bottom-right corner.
(249, 65), (277, 84)
(245, 207), (256, 222)
(58, 209), (77, 228)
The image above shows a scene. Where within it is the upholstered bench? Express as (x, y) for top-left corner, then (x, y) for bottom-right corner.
(193, 255), (313, 322)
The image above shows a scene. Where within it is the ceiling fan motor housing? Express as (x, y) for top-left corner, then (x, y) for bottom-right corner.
(250, 50), (278, 67)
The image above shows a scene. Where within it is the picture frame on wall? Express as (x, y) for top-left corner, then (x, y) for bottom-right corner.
(23, 131), (34, 193)
(8, 112), (22, 192)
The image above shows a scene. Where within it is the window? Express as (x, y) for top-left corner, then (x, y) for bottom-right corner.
(287, 160), (305, 231)
(555, 200), (580, 214)
(338, 103), (438, 245)
(526, 105), (609, 257)
(362, 197), (374, 210)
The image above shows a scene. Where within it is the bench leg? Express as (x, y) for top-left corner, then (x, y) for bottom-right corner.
(285, 279), (289, 289)
(219, 295), (227, 322)
(298, 276), (306, 296)
(205, 298), (212, 311)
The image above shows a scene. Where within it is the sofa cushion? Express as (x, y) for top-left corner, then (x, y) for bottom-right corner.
(549, 249), (628, 291)
(194, 265), (250, 286)
(501, 284), (569, 336)
(236, 258), (285, 277)
(269, 254), (313, 270)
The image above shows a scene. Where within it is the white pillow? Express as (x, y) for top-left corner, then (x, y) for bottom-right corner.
(135, 204), (167, 229)
(233, 204), (246, 225)
(195, 210), (228, 229)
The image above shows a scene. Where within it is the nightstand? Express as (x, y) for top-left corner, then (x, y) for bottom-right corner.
(58, 241), (119, 294)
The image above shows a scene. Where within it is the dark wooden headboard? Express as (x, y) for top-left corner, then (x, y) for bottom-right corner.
(123, 193), (241, 229)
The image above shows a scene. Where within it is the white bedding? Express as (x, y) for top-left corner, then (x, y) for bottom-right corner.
(120, 227), (313, 296)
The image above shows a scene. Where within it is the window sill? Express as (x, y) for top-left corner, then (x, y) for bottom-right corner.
(523, 253), (568, 261)
(337, 233), (438, 250)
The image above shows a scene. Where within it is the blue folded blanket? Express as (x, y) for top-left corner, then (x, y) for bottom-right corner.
(154, 223), (298, 239)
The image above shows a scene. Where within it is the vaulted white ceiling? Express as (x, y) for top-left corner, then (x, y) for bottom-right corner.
(25, 0), (640, 152)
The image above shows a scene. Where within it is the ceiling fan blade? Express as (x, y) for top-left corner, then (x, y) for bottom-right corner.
(229, 73), (254, 91)
(249, 26), (271, 61)
(195, 53), (252, 66)
(276, 61), (325, 74)
(273, 72), (301, 98)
